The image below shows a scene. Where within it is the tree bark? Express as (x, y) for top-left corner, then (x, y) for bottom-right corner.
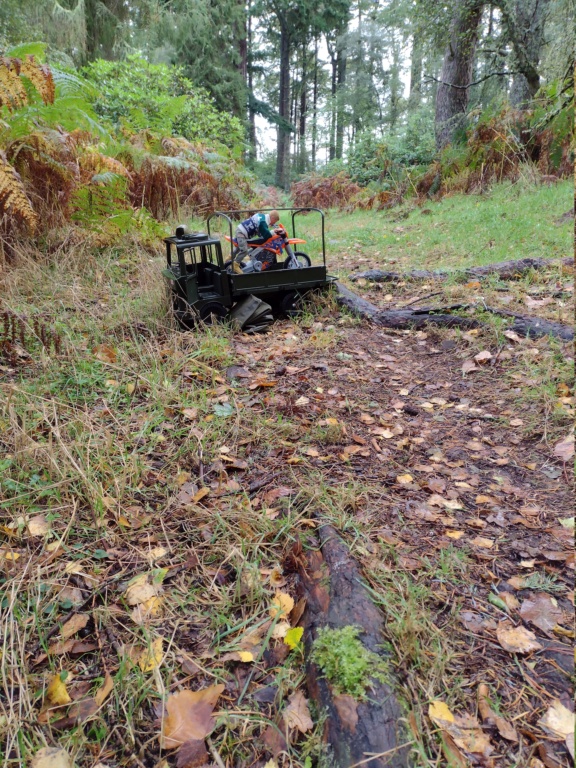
(328, 43), (337, 161)
(275, 17), (291, 189)
(435, 0), (483, 149)
(298, 46), (307, 174)
(311, 37), (319, 169)
(505, 0), (550, 106)
(247, 3), (257, 164)
(335, 45), (347, 159)
(408, 29), (423, 111)
(336, 283), (573, 340)
(297, 525), (410, 768)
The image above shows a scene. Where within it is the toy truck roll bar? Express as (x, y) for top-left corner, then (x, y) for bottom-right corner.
(207, 207), (326, 264)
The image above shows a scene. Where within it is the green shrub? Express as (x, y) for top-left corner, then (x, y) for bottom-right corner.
(82, 55), (245, 154)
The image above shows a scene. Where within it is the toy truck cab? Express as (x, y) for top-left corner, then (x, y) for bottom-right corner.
(162, 228), (232, 325)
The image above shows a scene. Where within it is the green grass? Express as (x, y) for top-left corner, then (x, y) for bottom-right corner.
(293, 178), (573, 272)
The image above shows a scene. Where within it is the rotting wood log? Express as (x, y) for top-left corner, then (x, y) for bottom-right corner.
(298, 523), (410, 768)
(336, 282), (481, 331)
(336, 283), (573, 340)
(349, 256), (573, 283)
(482, 306), (574, 341)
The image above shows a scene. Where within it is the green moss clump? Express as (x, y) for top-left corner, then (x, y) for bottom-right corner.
(311, 625), (388, 700)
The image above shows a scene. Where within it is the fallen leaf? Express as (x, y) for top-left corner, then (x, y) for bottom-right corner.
(263, 760), (279, 768)
(28, 514), (50, 537)
(429, 701), (455, 726)
(538, 699), (574, 740)
(496, 620), (542, 653)
(520, 593), (564, 633)
(283, 690), (313, 733)
(429, 494), (463, 511)
(499, 593), (520, 611)
(144, 546), (168, 563)
(271, 621), (290, 640)
(446, 530), (465, 540)
(125, 573), (163, 606)
(284, 627), (303, 650)
(333, 694), (358, 732)
(31, 747), (73, 768)
(477, 683), (518, 742)
(559, 516), (574, 530)
(47, 673), (72, 706)
(93, 344), (117, 364)
(160, 685), (225, 748)
(396, 473), (414, 485)
(94, 673), (114, 706)
(294, 396), (309, 406)
(554, 433), (574, 462)
(138, 637), (163, 672)
(470, 536), (494, 549)
(131, 595), (163, 624)
(462, 359), (478, 374)
(430, 701), (493, 757)
(269, 591), (294, 619)
(60, 613), (90, 640)
(176, 738), (209, 768)
(262, 722), (288, 756)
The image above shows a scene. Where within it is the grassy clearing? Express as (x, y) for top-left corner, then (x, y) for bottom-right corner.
(293, 177), (572, 273)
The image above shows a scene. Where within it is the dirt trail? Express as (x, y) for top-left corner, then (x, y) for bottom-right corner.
(229, 315), (573, 766)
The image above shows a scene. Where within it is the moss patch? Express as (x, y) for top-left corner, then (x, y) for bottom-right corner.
(311, 625), (389, 700)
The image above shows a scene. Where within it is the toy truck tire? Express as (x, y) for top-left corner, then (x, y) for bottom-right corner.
(280, 291), (303, 316)
(199, 301), (228, 324)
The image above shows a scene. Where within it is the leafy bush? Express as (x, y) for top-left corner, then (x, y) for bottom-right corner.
(82, 55), (245, 155)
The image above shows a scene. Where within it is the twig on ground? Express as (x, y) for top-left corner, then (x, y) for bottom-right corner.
(400, 292), (443, 307)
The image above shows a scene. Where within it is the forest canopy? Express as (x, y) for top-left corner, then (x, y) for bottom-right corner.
(0, 0), (574, 196)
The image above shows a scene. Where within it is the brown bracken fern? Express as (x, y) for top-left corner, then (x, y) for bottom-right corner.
(0, 55), (55, 111)
(0, 151), (37, 232)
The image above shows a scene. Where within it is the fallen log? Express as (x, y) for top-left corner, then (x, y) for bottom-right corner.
(336, 282), (481, 332)
(336, 283), (573, 340)
(482, 306), (574, 341)
(350, 256), (573, 283)
(298, 523), (410, 768)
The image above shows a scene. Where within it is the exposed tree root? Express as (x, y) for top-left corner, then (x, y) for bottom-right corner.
(297, 523), (410, 768)
(336, 283), (573, 340)
(482, 305), (574, 341)
(336, 283), (481, 331)
(349, 256), (573, 283)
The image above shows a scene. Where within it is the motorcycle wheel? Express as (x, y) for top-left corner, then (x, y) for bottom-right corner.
(284, 251), (311, 269)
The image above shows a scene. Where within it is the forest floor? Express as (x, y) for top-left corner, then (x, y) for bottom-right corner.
(0, 179), (574, 768)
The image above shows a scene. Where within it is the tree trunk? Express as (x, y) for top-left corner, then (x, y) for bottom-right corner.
(247, 3), (257, 164)
(388, 38), (401, 130)
(506, 0), (549, 106)
(329, 45), (337, 161)
(408, 30), (423, 110)
(335, 46), (347, 159)
(435, 0), (483, 149)
(275, 18), (291, 189)
(298, 47), (307, 174)
(311, 37), (319, 169)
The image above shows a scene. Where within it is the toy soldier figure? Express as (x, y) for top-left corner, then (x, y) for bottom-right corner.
(232, 210), (280, 274)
